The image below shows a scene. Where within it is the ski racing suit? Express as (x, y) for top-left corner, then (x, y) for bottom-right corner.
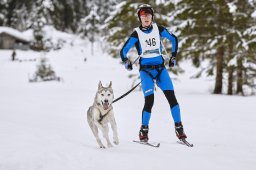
(120, 23), (181, 126)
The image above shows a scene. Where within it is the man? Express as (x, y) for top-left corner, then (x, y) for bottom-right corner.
(120, 4), (187, 142)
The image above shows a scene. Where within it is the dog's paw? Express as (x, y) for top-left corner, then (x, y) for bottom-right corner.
(113, 140), (119, 145)
(113, 137), (119, 145)
(99, 145), (106, 149)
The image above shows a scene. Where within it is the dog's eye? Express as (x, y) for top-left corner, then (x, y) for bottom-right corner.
(101, 94), (104, 96)
(108, 94), (110, 96)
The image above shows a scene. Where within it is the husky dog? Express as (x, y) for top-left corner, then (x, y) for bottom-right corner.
(87, 81), (119, 148)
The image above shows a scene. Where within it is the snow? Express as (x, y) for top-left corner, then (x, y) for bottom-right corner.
(42, 0), (54, 10)
(227, 2), (237, 13)
(0, 33), (256, 170)
(23, 25), (76, 46)
(0, 26), (30, 42)
(252, 10), (256, 18)
(0, 25), (73, 48)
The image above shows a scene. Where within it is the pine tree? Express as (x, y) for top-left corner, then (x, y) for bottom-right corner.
(95, 0), (118, 52)
(35, 58), (56, 80)
(0, 1), (7, 26)
(48, 0), (72, 32)
(5, 0), (18, 28)
(175, 0), (233, 94)
(31, 0), (47, 51)
(73, 0), (88, 32)
(3, 0), (29, 29)
(236, 0), (256, 95)
(61, 0), (74, 32)
(79, 5), (101, 55)
(226, 0), (256, 95)
(95, 0), (117, 25)
(48, 0), (86, 33)
(29, 57), (60, 82)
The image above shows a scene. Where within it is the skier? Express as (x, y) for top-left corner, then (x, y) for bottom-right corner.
(120, 4), (187, 142)
(11, 49), (16, 61)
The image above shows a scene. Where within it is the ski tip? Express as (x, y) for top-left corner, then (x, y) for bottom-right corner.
(179, 139), (194, 147)
(187, 143), (194, 147)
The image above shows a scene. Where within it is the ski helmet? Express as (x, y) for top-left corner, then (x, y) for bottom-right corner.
(137, 4), (154, 22)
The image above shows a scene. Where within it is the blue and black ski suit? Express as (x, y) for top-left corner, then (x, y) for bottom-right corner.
(120, 23), (181, 126)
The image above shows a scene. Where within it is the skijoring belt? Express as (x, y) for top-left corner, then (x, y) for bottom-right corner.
(139, 63), (165, 82)
(139, 63), (165, 70)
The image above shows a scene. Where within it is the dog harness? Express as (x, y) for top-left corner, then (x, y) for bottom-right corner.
(96, 103), (112, 124)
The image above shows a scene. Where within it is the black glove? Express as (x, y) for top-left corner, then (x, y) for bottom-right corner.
(169, 56), (176, 67)
(124, 60), (133, 71)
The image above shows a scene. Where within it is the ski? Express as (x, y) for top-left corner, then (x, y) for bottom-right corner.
(133, 139), (192, 148)
(133, 140), (160, 148)
(177, 139), (194, 147)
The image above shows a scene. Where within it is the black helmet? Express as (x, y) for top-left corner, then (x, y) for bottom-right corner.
(137, 4), (154, 22)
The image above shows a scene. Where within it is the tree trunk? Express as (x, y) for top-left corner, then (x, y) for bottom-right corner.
(227, 66), (234, 95)
(91, 41), (94, 56)
(236, 58), (244, 95)
(227, 32), (234, 95)
(213, 46), (224, 94)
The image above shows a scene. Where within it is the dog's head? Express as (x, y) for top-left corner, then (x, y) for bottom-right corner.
(96, 81), (114, 110)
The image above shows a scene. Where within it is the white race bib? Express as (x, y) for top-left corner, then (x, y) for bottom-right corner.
(135, 23), (161, 58)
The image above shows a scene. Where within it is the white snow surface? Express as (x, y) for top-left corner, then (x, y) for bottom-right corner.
(0, 39), (256, 170)
(0, 26), (30, 42)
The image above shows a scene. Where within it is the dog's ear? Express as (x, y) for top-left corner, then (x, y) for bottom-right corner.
(98, 81), (103, 89)
(108, 81), (112, 88)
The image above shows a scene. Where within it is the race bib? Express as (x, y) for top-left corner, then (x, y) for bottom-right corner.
(135, 23), (161, 58)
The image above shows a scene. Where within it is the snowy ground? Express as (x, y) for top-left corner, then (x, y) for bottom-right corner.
(0, 41), (256, 170)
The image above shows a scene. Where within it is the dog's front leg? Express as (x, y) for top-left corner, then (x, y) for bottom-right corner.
(110, 113), (119, 145)
(92, 125), (106, 149)
(101, 124), (113, 148)
(91, 109), (107, 148)
(95, 121), (113, 148)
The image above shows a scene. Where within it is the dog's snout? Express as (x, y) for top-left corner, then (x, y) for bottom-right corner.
(104, 99), (108, 103)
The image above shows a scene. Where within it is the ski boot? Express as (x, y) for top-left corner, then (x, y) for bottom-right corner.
(175, 122), (187, 139)
(139, 125), (149, 142)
